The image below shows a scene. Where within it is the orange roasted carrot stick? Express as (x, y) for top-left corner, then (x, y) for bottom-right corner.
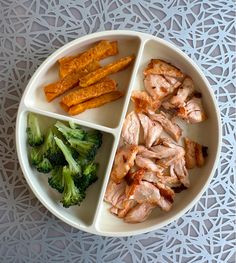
(44, 61), (100, 102)
(67, 91), (123, 115)
(58, 41), (118, 78)
(59, 40), (117, 78)
(61, 79), (116, 107)
(79, 55), (135, 88)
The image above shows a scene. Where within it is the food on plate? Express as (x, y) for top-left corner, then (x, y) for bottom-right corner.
(26, 112), (44, 146)
(131, 90), (161, 113)
(121, 111), (140, 145)
(58, 40), (116, 77)
(177, 97), (207, 123)
(143, 59), (184, 78)
(162, 77), (195, 109)
(149, 111), (182, 142)
(61, 79), (116, 108)
(135, 155), (164, 174)
(138, 113), (163, 147)
(68, 91), (123, 115)
(44, 61), (101, 102)
(184, 137), (208, 168)
(110, 144), (139, 183)
(124, 202), (156, 223)
(79, 55), (135, 87)
(59, 41), (118, 78)
(105, 58), (208, 223)
(144, 74), (181, 100)
(26, 113), (102, 208)
(43, 40), (134, 115)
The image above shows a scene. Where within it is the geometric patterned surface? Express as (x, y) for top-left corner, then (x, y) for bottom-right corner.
(0, 0), (235, 262)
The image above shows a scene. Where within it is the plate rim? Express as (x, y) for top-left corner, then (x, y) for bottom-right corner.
(15, 29), (222, 237)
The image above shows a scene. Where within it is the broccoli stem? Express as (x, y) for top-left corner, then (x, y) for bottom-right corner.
(54, 137), (81, 176)
(55, 121), (85, 141)
(27, 113), (44, 146)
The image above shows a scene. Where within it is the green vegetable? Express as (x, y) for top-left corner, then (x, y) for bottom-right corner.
(68, 121), (81, 130)
(30, 129), (65, 168)
(48, 166), (64, 193)
(77, 162), (98, 191)
(61, 166), (85, 208)
(54, 137), (81, 176)
(36, 157), (53, 173)
(26, 112), (44, 146)
(55, 121), (85, 141)
(68, 138), (97, 160)
(44, 129), (66, 166)
(85, 130), (103, 150)
(27, 113), (103, 208)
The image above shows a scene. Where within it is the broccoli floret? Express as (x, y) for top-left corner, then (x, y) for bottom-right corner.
(30, 147), (43, 165)
(77, 162), (98, 191)
(26, 113), (44, 146)
(55, 121), (85, 141)
(54, 137), (81, 176)
(68, 121), (81, 130)
(76, 157), (89, 168)
(85, 130), (103, 150)
(48, 166), (64, 193)
(44, 129), (66, 166)
(29, 129), (66, 167)
(68, 138), (96, 160)
(61, 166), (85, 208)
(36, 157), (52, 173)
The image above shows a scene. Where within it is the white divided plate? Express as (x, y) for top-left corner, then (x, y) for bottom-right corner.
(16, 30), (221, 237)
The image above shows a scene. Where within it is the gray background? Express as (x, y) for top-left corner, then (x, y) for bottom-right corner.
(0, 0), (235, 262)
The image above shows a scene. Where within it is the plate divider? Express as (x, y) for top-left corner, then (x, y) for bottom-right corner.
(23, 105), (117, 135)
(91, 37), (148, 229)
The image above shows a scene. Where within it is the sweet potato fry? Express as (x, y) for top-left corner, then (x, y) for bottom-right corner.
(79, 55), (135, 87)
(60, 101), (69, 112)
(58, 53), (84, 78)
(59, 40), (117, 78)
(59, 41), (118, 78)
(61, 79), (116, 107)
(67, 91), (123, 115)
(44, 61), (100, 102)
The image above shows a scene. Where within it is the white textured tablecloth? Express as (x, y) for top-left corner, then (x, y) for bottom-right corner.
(0, 1), (235, 262)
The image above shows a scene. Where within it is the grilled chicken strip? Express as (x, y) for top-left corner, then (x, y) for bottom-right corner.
(144, 74), (181, 101)
(138, 113), (163, 148)
(184, 137), (207, 168)
(142, 171), (181, 188)
(104, 179), (127, 208)
(110, 206), (119, 215)
(149, 111), (182, 142)
(183, 137), (196, 169)
(127, 181), (172, 211)
(122, 111), (140, 145)
(135, 155), (164, 174)
(152, 138), (185, 167)
(195, 143), (206, 167)
(170, 158), (190, 188)
(124, 202), (156, 223)
(163, 76), (195, 109)
(131, 90), (160, 113)
(111, 145), (139, 183)
(138, 145), (168, 159)
(178, 97), (207, 123)
(118, 199), (137, 218)
(143, 59), (184, 78)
